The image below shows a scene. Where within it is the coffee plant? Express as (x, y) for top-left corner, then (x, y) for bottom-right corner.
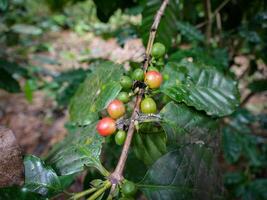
(0, 0), (266, 199)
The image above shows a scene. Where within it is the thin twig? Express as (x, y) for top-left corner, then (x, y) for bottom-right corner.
(241, 92), (255, 107)
(216, 12), (222, 45)
(108, 0), (169, 195)
(203, 0), (212, 44)
(196, 0), (232, 29)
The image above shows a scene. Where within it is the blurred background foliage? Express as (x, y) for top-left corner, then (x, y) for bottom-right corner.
(0, 0), (266, 199)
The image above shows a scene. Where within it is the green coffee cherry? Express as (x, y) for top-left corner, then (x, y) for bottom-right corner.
(151, 42), (166, 58)
(121, 181), (137, 197)
(117, 92), (130, 103)
(132, 69), (144, 81)
(141, 97), (157, 114)
(115, 130), (126, 145)
(120, 76), (132, 90)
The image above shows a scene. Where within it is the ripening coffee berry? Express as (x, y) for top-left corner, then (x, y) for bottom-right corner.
(151, 42), (166, 58)
(107, 99), (126, 119)
(145, 71), (163, 89)
(117, 92), (130, 103)
(141, 97), (157, 114)
(121, 181), (137, 197)
(115, 130), (126, 145)
(96, 117), (116, 136)
(132, 69), (144, 81)
(120, 76), (132, 90)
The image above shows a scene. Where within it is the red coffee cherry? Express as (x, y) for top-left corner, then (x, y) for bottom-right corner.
(107, 99), (126, 119)
(145, 71), (163, 89)
(96, 117), (116, 136)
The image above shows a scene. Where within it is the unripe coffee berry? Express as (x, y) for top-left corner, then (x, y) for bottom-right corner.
(151, 42), (166, 58)
(117, 92), (130, 103)
(141, 97), (157, 114)
(120, 76), (132, 90)
(115, 130), (126, 145)
(121, 181), (137, 197)
(132, 69), (144, 81)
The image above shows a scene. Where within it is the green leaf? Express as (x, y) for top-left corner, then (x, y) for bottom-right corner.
(177, 21), (204, 42)
(124, 152), (148, 183)
(133, 123), (167, 166)
(224, 171), (246, 186)
(222, 109), (263, 166)
(59, 174), (75, 189)
(11, 24), (42, 35)
(161, 60), (240, 117)
(0, 59), (29, 93)
(0, 187), (45, 200)
(248, 79), (267, 93)
(0, 59), (29, 77)
(46, 122), (106, 176)
(239, 28), (261, 44)
(55, 68), (91, 106)
(222, 127), (242, 163)
(24, 155), (62, 196)
(160, 102), (218, 146)
(140, 0), (179, 49)
(169, 48), (229, 70)
(227, 109), (254, 133)
(69, 61), (123, 125)
(247, 179), (267, 200)
(93, 0), (137, 22)
(0, 68), (21, 93)
(0, 0), (8, 11)
(23, 80), (36, 103)
(139, 145), (223, 200)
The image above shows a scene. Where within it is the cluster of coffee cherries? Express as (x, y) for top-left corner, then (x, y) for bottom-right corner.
(96, 42), (165, 146)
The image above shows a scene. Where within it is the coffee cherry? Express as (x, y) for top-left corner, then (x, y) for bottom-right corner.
(151, 42), (166, 58)
(107, 99), (126, 119)
(132, 69), (144, 81)
(96, 117), (116, 136)
(121, 181), (137, 197)
(115, 130), (126, 145)
(145, 71), (163, 89)
(117, 92), (130, 103)
(147, 66), (159, 72)
(141, 97), (157, 114)
(120, 76), (132, 90)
